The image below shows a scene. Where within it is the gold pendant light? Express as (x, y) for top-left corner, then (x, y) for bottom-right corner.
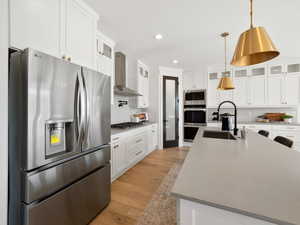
(231, 0), (280, 66)
(218, 32), (235, 90)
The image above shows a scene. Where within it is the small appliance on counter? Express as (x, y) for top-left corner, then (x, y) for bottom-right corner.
(131, 112), (149, 123)
(220, 113), (234, 131)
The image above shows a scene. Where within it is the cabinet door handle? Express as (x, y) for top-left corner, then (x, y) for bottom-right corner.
(112, 137), (119, 141)
(67, 57), (71, 62)
(136, 150), (143, 156)
(62, 55), (66, 60)
(113, 145), (119, 149)
(136, 139), (142, 143)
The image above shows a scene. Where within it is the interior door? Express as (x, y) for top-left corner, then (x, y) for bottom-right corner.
(82, 68), (111, 151)
(163, 76), (179, 148)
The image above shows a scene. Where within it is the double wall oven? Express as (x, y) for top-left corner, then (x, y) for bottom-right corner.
(184, 90), (207, 142)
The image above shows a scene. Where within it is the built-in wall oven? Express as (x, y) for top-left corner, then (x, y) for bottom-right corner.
(184, 108), (206, 126)
(184, 89), (207, 142)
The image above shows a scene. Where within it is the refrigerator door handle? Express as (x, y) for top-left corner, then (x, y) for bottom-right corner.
(80, 68), (88, 144)
(74, 76), (81, 142)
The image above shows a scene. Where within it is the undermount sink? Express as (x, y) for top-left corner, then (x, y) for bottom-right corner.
(202, 130), (237, 140)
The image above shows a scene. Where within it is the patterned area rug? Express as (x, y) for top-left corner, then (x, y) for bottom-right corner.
(136, 152), (188, 225)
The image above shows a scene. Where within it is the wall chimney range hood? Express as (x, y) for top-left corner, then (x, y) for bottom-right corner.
(114, 52), (142, 96)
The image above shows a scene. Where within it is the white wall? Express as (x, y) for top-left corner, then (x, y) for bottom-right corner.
(0, 0), (9, 224)
(158, 66), (184, 149)
(111, 96), (142, 124)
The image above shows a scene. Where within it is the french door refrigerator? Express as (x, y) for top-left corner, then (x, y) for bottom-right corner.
(9, 49), (111, 225)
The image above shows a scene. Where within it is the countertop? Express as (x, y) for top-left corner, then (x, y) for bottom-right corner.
(171, 127), (300, 225)
(111, 122), (157, 136)
(207, 120), (300, 126)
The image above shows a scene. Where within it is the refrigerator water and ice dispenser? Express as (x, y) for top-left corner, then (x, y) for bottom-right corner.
(45, 120), (74, 158)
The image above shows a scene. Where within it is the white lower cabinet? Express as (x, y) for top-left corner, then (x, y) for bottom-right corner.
(111, 124), (158, 181)
(126, 132), (147, 166)
(111, 139), (126, 180)
(148, 124), (158, 154)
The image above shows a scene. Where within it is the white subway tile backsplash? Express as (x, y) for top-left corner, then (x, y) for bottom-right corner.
(111, 96), (142, 124)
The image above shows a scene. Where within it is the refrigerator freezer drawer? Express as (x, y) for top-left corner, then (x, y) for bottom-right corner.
(23, 146), (110, 203)
(23, 165), (111, 225)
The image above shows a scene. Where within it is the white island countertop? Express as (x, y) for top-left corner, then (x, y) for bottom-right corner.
(172, 127), (300, 225)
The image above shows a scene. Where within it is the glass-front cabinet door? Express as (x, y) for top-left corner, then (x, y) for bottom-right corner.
(233, 68), (248, 106)
(248, 65), (267, 106)
(207, 72), (220, 107)
(218, 70), (234, 103)
(268, 64), (285, 105)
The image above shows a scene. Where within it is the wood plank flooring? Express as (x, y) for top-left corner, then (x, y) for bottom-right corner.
(90, 147), (189, 225)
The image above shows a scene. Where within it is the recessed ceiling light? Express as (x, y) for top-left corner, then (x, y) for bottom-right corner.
(173, 60), (179, 64)
(154, 34), (163, 40)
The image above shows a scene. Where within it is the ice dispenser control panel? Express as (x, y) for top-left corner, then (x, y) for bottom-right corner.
(45, 122), (67, 157)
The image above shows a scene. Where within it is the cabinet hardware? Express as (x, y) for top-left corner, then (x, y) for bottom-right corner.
(112, 137), (119, 141)
(67, 57), (71, 62)
(113, 145), (119, 149)
(136, 139), (142, 143)
(136, 150), (143, 156)
(62, 55), (66, 60)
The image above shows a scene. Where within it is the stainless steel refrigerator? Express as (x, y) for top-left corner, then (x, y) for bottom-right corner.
(9, 49), (111, 225)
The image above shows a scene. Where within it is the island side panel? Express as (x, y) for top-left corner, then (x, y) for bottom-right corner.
(179, 199), (277, 225)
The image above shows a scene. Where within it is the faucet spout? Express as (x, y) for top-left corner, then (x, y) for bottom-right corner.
(217, 101), (238, 136)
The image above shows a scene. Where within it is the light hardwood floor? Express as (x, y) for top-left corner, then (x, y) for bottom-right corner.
(90, 147), (189, 225)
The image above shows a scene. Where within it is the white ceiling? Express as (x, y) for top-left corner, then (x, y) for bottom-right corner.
(85, 0), (300, 74)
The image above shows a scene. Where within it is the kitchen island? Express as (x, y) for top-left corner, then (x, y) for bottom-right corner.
(172, 127), (300, 225)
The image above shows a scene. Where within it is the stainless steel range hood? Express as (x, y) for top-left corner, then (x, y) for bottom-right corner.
(114, 52), (142, 96)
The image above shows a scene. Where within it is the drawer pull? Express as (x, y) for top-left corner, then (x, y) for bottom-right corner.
(136, 150), (143, 156)
(136, 139), (142, 143)
(286, 136), (294, 138)
(113, 145), (119, 149)
(112, 137), (119, 141)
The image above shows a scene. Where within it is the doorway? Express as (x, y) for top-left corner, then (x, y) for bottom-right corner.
(163, 76), (179, 148)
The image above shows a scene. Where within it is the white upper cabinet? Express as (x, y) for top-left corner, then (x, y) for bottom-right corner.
(137, 61), (150, 108)
(207, 61), (300, 108)
(10, 0), (63, 57)
(233, 68), (249, 106)
(63, 0), (98, 69)
(284, 63), (300, 105)
(218, 70), (234, 103)
(10, 0), (98, 69)
(268, 64), (285, 105)
(207, 72), (220, 107)
(207, 67), (234, 107)
(96, 32), (116, 105)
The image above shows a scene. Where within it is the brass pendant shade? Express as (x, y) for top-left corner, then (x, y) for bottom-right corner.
(231, 0), (279, 67)
(231, 27), (279, 66)
(217, 76), (235, 90)
(217, 32), (235, 90)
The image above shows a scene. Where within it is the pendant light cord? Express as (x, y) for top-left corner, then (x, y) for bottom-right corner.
(224, 35), (227, 75)
(221, 32), (229, 77)
(250, 0), (253, 28)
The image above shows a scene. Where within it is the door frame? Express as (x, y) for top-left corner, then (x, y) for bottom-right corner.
(158, 67), (183, 149)
(0, 0), (9, 224)
(163, 76), (179, 148)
